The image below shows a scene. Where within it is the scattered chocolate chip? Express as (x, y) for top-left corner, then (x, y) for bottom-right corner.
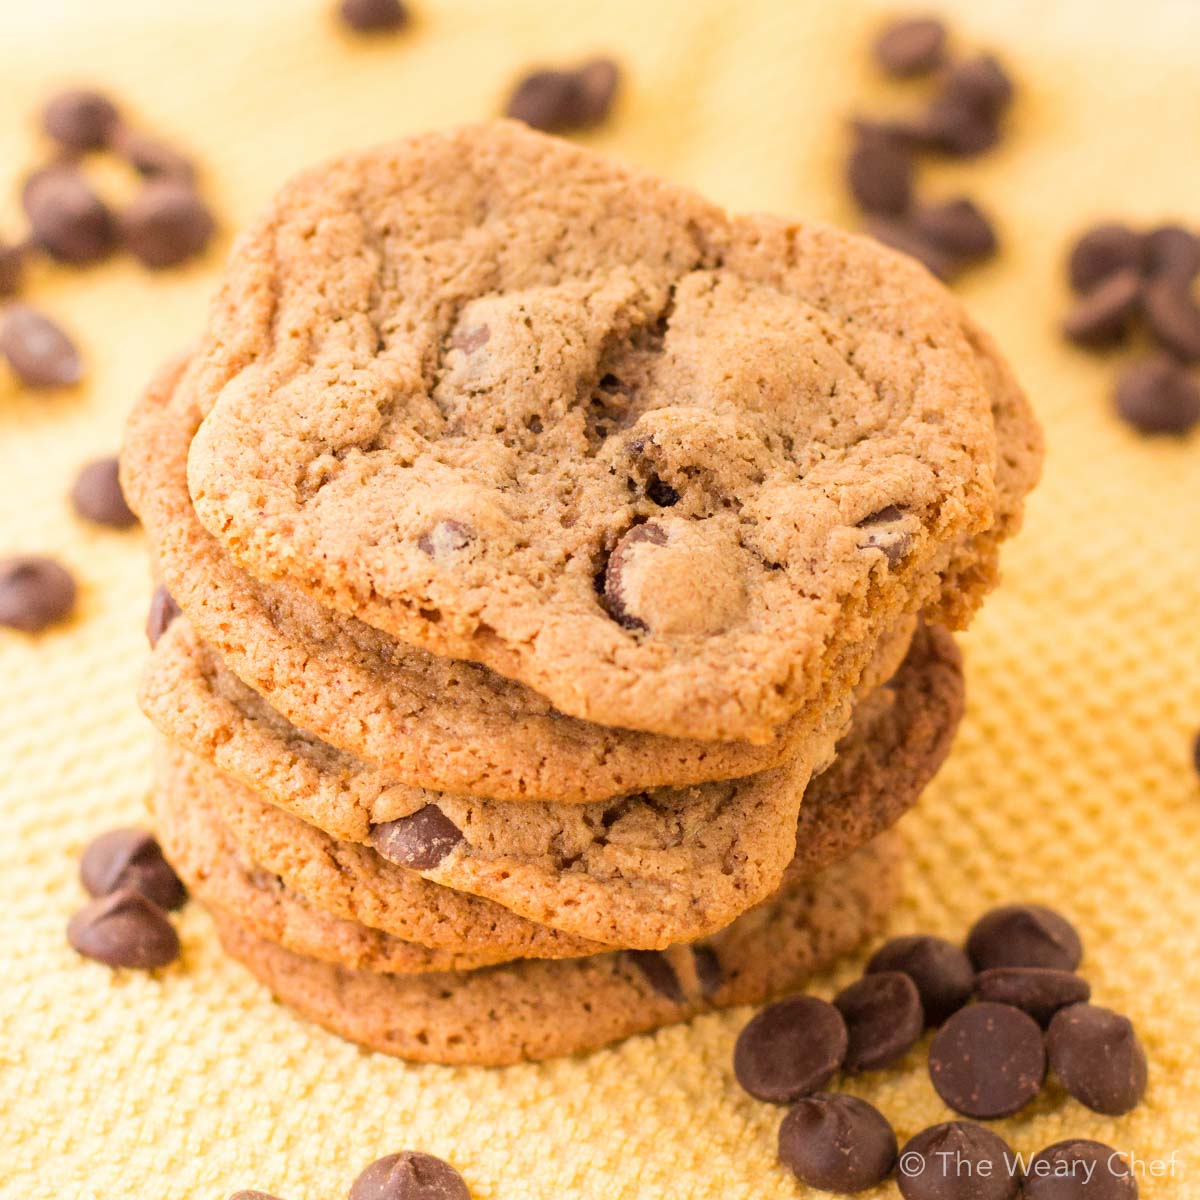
(348, 1151), (470, 1200)
(1062, 270), (1142, 347)
(778, 1093), (897, 1194)
(1046, 1003), (1147, 1116)
(505, 58), (620, 133)
(733, 995), (848, 1104)
(1144, 223), (1200, 282)
(111, 126), (196, 183)
(338, 0), (410, 33)
(1142, 279), (1200, 362)
(371, 806), (463, 870)
(71, 457), (138, 528)
(943, 55), (1015, 115)
(67, 887), (179, 969)
(146, 584), (180, 646)
(417, 519), (473, 558)
(0, 555), (76, 632)
(928, 1001), (1046, 1118)
(22, 165), (116, 265)
(847, 134), (914, 215)
(866, 216), (957, 281)
(644, 474), (679, 506)
(912, 197), (997, 260)
(80, 827), (186, 911)
(867, 934), (975, 1026)
(966, 904), (1082, 972)
(874, 17), (947, 77)
(834, 970), (924, 1071)
(692, 944), (723, 997)
(974, 967), (1090, 1026)
(601, 522), (668, 630)
(0, 303), (83, 388)
(1113, 355), (1200, 435)
(898, 1121), (1020, 1200)
(856, 505), (914, 565)
(0, 242), (25, 296)
(228, 1192), (284, 1200)
(119, 179), (215, 268)
(1068, 223), (1145, 294)
(1022, 1140), (1137, 1200)
(627, 950), (684, 1003)
(42, 88), (119, 151)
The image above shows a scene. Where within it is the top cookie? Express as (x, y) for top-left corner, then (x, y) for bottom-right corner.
(185, 121), (1020, 741)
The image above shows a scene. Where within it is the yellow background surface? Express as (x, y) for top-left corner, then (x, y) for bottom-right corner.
(2, 1), (1198, 1197)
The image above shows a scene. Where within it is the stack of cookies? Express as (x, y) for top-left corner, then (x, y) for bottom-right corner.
(121, 123), (1040, 1066)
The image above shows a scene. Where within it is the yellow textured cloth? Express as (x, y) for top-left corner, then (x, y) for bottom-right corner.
(2, 1), (1198, 1196)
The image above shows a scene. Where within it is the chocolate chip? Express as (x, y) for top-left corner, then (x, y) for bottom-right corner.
(1062, 270), (1142, 347)
(944, 55), (1015, 114)
(1144, 223), (1200, 282)
(834, 970), (924, 1071)
(228, 1192), (284, 1200)
(42, 89), (119, 151)
(1046, 1003), (1147, 1115)
(866, 216), (958, 281)
(928, 1002), (1046, 1118)
(0, 304), (83, 388)
(120, 179), (215, 268)
(857, 506), (913, 565)
(692, 944), (723, 997)
(1022, 1140), (1137, 1200)
(112, 126), (197, 183)
(873, 17), (947, 77)
(601, 522), (668, 630)
(974, 967), (1090, 1026)
(22, 166), (115, 265)
(505, 58), (620, 133)
(1113, 355), (1200, 435)
(868, 935), (974, 1027)
(338, 0), (410, 33)
(371, 806), (463, 870)
(80, 827), (186, 911)
(627, 950), (684, 1003)
(917, 60), (1013, 159)
(146, 584), (180, 646)
(847, 134), (914, 215)
(348, 1151), (470, 1200)
(0, 242), (25, 297)
(733, 995), (848, 1103)
(1068, 223), (1145, 294)
(644, 474), (679, 507)
(898, 1121), (1020, 1200)
(912, 198), (997, 261)
(67, 887), (179, 969)
(1193, 728), (1200, 779)
(778, 1093), (897, 1194)
(966, 904), (1082, 972)
(0, 556), (76, 632)
(71, 457), (138, 528)
(417, 519), (473, 558)
(1142, 279), (1200, 361)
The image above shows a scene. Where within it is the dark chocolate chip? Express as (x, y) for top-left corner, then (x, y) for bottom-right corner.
(1142, 279), (1200, 361)
(1022, 1140), (1138, 1200)
(1068, 223), (1145, 294)
(1046, 1003), (1147, 1116)
(692, 944), (723, 997)
(348, 1151), (471, 1200)
(80, 827), (186, 911)
(42, 89), (120, 151)
(866, 217), (958, 281)
(417, 519), (473, 558)
(0, 303), (83, 388)
(627, 950), (684, 1003)
(873, 17), (947, 77)
(974, 967), (1090, 1026)
(898, 1121), (1020, 1200)
(371, 806), (463, 870)
(67, 887), (180, 969)
(23, 165), (116, 265)
(778, 1093), (897, 1194)
(834, 970), (924, 1071)
(1113, 355), (1200, 435)
(602, 522), (668, 631)
(338, 0), (411, 34)
(966, 904), (1082, 972)
(71, 456), (138, 528)
(928, 1001), (1046, 1118)
(0, 555), (76, 632)
(912, 198), (997, 261)
(572, 59), (621, 125)
(732, 995), (848, 1103)
(1144, 223), (1200, 282)
(857, 505), (913, 565)
(1062, 270), (1142, 347)
(0, 242), (25, 297)
(847, 134), (914, 215)
(942, 55), (1015, 116)
(505, 58), (620, 133)
(867, 935), (973, 1027)
(120, 179), (215, 269)
(112, 126), (197, 183)
(644, 474), (679, 506)
(146, 584), (180, 646)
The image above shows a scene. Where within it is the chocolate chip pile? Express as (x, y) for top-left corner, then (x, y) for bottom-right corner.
(733, 904), (1147, 1197)
(847, 15), (1012, 282)
(1063, 221), (1200, 436)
